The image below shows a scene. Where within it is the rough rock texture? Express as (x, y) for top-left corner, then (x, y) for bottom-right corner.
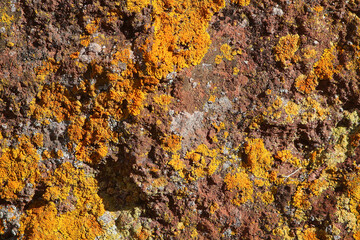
(1, 0), (360, 239)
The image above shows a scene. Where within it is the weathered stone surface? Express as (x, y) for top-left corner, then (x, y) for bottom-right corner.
(1, 0), (360, 239)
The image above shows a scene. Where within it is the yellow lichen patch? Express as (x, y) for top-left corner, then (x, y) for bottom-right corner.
(284, 100), (299, 123)
(300, 96), (329, 123)
(0, 12), (14, 25)
(220, 43), (233, 61)
(95, 73), (147, 120)
(347, 174), (360, 202)
(292, 185), (311, 211)
(34, 58), (60, 83)
(41, 150), (51, 160)
(67, 116), (115, 164)
(299, 227), (319, 240)
(80, 34), (90, 47)
(273, 224), (293, 239)
(273, 97), (283, 110)
(168, 154), (186, 178)
(336, 195), (358, 233)
(152, 177), (168, 189)
(214, 55), (223, 64)
(154, 94), (173, 111)
(162, 134), (182, 153)
(259, 191), (274, 205)
(313, 5), (323, 13)
(231, 0), (250, 6)
(355, 230), (360, 240)
(31, 133), (44, 148)
(0, 1), (16, 30)
(208, 95), (216, 103)
(110, 48), (132, 67)
(224, 170), (253, 205)
(209, 202), (219, 214)
(70, 51), (79, 59)
(20, 162), (105, 239)
(0, 135), (40, 200)
(303, 47), (317, 59)
(185, 144), (220, 181)
(85, 20), (99, 35)
(243, 138), (274, 178)
(212, 122), (225, 132)
(168, 144), (220, 181)
(233, 67), (240, 75)
(143, 0), (225, 79)
(309, 179), (328, 196)
(294, 73), (318, 94)
(313, 45), (336, 80)
(275, 150), (301, 167)
(126, 0), (150, 13)
(28, 83), (81, 122)
(273, 34), (300, 67)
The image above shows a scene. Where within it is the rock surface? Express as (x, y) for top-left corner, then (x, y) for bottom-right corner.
(1, 0), (360, 239)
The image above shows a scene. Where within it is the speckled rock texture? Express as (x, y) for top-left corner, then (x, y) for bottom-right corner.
(1, 0), (360, 239)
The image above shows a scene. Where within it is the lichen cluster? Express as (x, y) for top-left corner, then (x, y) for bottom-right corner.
(2, 0), (360, 239)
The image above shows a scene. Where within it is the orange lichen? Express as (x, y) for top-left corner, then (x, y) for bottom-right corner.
(309, 179), (328, 196)
(243, 138), (274, 178)
(233, 67), (240, 75)
(220, 43), (233, 61)
(208, 95), (216, 102)
(85, 20), (99, 35)
(301, 227), (319, 240)
(0, 2), (15, 29)
(126, 0), (151, 13)
(80, 35), (90, 47)
(0, 135), (40, 200)
(284, 100), (300, 123)
(224, 170), (253, 205)
(20, 162), (105, 239)
(215, 55), (223, 64)
(95, 74), (146, 120)
(110, 49), (132, 66)
(28, 83), (81, 122)
(154, 94), (173, 111)
(300, 96), (329, 123)
(273, 34), (300, 67)
(70, 52), (80, 59)
(142, 0), (225, 79)
(31, 133), (44, 148)
(231, 0), (250, 6)
(185, 144), (220, 181)
(275, 150), (301, 167)
(41, 150), (51, 160)
(295, 73), (318, 94)
(292, 185), (311, 210)
(67, 116), (115, 164)
(168, 154), (186, 178)
(313, 46), (336, 80)
(162, 134), (182, 153)
(212, 122), (225, 132)
(209, 202), (219, 214)
(347, 174), (360, 201)
(168, 144), (220, 181)
(259, 191), (274, 205)
(313, 5), (323, 13)
(303, 47), (317, 59)
(34, 58), (60, 82)
(354, 231), (360, 240)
